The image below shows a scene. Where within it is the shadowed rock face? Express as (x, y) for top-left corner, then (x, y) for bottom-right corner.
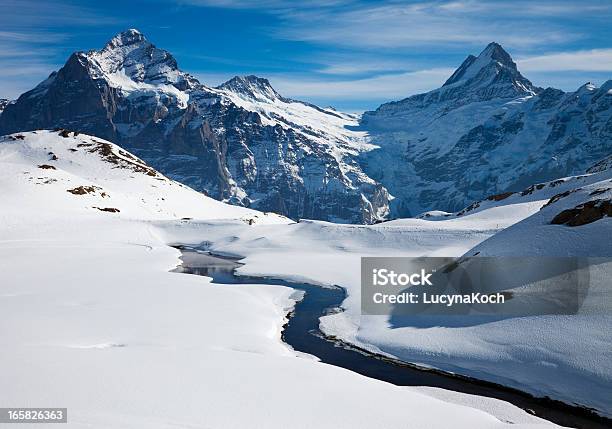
(0, 29), (389, 224)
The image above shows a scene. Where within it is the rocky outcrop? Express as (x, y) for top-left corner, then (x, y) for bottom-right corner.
(551, 199), (612, 226)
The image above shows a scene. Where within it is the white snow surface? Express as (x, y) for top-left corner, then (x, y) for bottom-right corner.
(158, 169), (612, 417)
(0, 130), (556, 428)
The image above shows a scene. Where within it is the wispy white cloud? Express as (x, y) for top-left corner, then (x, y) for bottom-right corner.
(0, 0), (121, 28)
(178, 0), (610, 49)
(308, 54), (423, 76)
(0, 34), (62, 98)
(0, 0), (121, 99)
(435, 0), (610, 16)
(177, 0), (354, 10)
(276, 2), (580, 49)
(518, 49), (612, 72)
(0, 63), (58, 99)
(194, 42), (612, 107)
(270, 68), (454, 100)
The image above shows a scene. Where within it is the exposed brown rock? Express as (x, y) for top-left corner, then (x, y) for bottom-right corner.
(94, 207), (120, 213)
(87, 141), (158, 177)
(487, 191), (514, 201)
(38, 164), (56, 170)
(551, 199), (612, 226)
(67, 185), (108, 197)
(67, 186), (97, 195)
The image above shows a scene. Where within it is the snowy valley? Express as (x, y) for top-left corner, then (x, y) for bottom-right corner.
(0, 130), (569, 428)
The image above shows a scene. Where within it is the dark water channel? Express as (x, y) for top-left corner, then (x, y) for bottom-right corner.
(174, 247), (611, 429)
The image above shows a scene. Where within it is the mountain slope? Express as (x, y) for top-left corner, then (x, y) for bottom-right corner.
(416, 155), (612, 219)
(361, 43), (612, 217)
(465, 164), (612, 257)
(0, 29), (389, 224)
(0, 129), (287, 224)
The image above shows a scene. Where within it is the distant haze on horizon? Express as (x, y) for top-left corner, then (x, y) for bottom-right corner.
(1, 0), (612, 111)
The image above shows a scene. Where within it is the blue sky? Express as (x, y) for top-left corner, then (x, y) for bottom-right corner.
(1, 0), (612, 111)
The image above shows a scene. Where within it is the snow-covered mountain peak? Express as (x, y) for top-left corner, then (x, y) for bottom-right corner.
(106, 28), (147, 49)
(361, 42), (539, 135)
(576, 81), (597, 94)
(480, 42), (515, 66)
(442, 41), (535, 97)
(360, 41), (611, 218)
(85, 29), (187, 88)
(443, 42), (515, 87)
(218, 75), (282, 102)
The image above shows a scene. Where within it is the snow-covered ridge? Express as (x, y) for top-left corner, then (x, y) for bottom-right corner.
(0, 129), (288, 224)
(442, 42), (537, 96)
(468, 172), (612, 257)
(217, 75), (283, 102)
(453, 169), (610, 217)
(364, 42), (539, 132)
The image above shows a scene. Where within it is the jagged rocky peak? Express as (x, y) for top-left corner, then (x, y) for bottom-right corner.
(481, 42), (516, 67)
(85, 28), (186, 86)
(361, 42), (540, 131)
(444, 43), (513, 86)
(106, 28), (147, 48)
(442, 42), (537, 96)
(218, 75), (282, 101)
